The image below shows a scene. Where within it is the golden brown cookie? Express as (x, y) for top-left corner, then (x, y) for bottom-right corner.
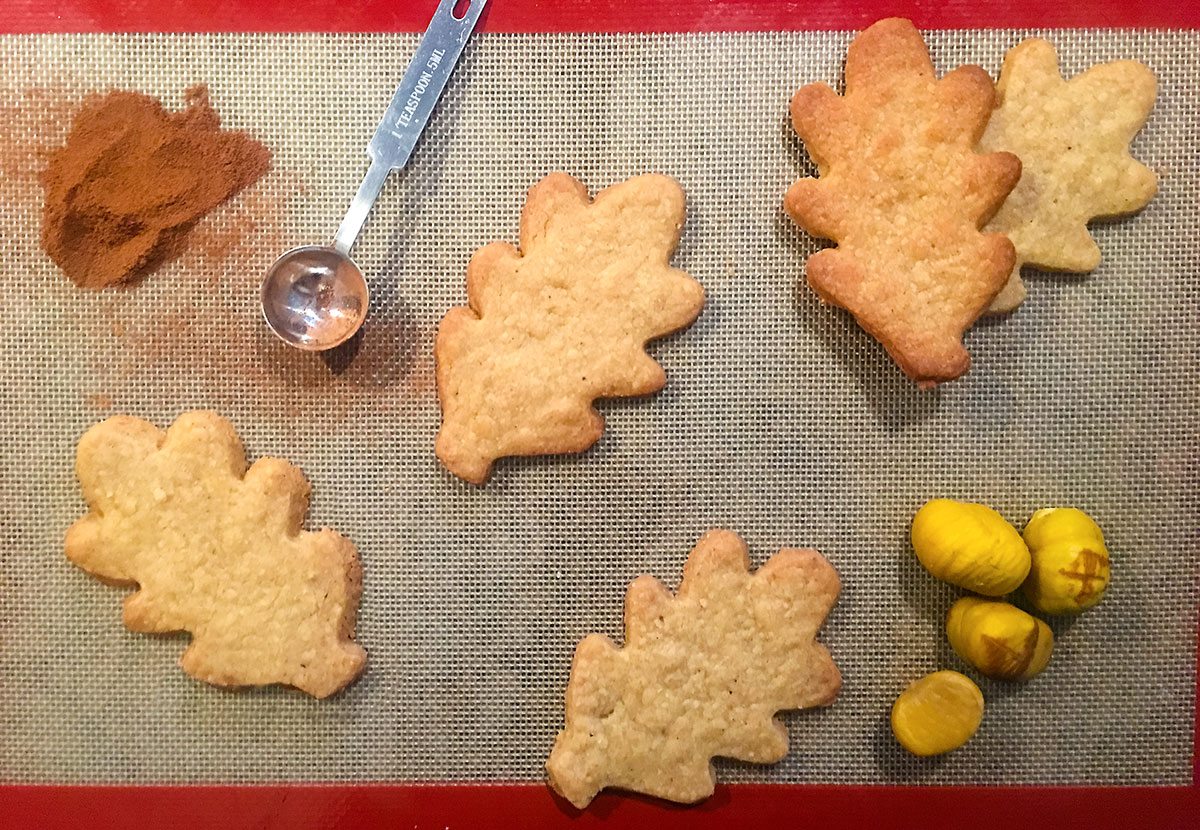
(980, 39), (1158, 313)
(546, 529), (840, 808)
(435, 172), (705, 483)
(785, 18), (1021, 386)
(66, 412), (366, 698)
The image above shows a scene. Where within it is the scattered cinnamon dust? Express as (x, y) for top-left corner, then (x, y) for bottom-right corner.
(0, 85), (75, 190)
(39, 84), (270, 289)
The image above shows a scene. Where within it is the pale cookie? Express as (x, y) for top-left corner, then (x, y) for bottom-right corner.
(66, 412), (366, 698)
(546, 529), (840, 808)
(785, 18), (1021, 387)
(980, 38), (1158, 313)
(435, 172), (705, 484)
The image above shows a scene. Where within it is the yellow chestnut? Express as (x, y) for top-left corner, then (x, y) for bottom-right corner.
(946, 596), (1053, 680)
(911, 499), (1031, 595)
(1022, 507), (1110, 615)
(891, 670), (984, 756)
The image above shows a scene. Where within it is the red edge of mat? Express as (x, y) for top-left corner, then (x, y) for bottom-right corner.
(4, 0), (1200, 33)
(1, 0), (1197, 825)
(0, 784), (1197, 829)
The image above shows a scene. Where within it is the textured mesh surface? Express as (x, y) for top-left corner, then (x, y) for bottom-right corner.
(0, 30), (1196, 786)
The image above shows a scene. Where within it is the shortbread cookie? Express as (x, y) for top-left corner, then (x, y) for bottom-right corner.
(435, 173), (705, 484)
(546, 529), (840, 808)
(980, 39), (1158, 312)
(785, 18), (1021, 386)
(66, 412), (366, 698)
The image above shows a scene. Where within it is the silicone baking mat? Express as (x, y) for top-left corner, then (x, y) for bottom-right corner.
(0, 4), (1197, 821)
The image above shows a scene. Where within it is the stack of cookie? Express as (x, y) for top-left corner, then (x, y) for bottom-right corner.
(786, 18), (1157, 387)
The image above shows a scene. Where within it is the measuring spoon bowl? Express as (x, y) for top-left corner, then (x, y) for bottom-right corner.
(260, 245), (369, 351)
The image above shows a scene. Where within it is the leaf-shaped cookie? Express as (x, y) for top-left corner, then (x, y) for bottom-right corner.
(546, 529), (840, 808)
(980, 39), (1158, 313)
(66, 412), (366, 698)
(785, 18), (1021, 387)
(435, 173), (705, 483)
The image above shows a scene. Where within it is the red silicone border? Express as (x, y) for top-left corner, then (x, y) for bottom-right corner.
(7, 782), (1200, 825)
(2, 0), (1199, 33)
(1, 784), (1197, 829)
(1, 1), (1196, 827)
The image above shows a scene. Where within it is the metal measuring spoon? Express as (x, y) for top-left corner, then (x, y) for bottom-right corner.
(261, 0), (487, 351)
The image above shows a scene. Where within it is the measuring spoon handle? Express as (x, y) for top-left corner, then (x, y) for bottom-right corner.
(335, 0), (487, 254)
(371, 0), (487, 169)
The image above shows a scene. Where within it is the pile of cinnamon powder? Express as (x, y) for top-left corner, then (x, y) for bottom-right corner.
(40, 85), (270, 289)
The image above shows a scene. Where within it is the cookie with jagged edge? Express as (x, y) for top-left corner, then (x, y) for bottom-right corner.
(980, 38), (1158, 313)
(546, 529), (840, 808)
(66, 411), (366, 698)
(436, 173), (704, 483)
(785, 17), (1020, 386)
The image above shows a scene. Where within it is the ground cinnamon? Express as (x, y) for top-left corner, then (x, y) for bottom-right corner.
(40, 85), (270, 289)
